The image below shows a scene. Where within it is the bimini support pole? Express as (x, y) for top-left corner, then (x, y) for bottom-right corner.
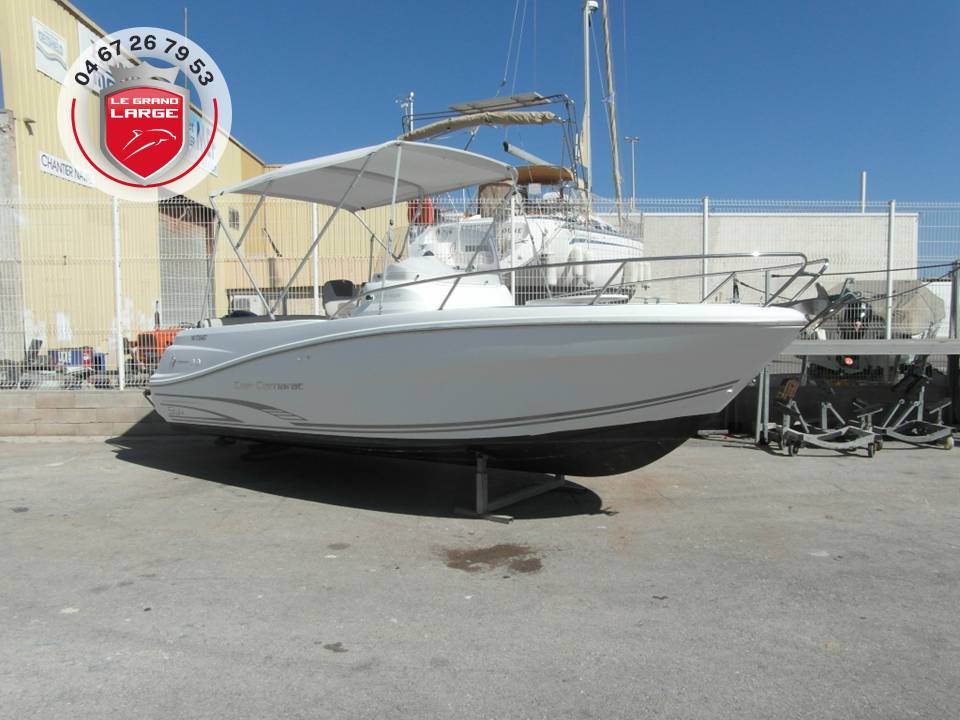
(350, 210), (392, 260)
(269, 152), (376, 316)
(378, 143), (404, 315)
(211, 193), (275, 319)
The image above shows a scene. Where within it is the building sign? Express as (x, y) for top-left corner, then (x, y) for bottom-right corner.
(189, 110), (219, 176)
(38, 152), (94, 188)
(76, 23), (113, 94)
(33, 18), (68, 84)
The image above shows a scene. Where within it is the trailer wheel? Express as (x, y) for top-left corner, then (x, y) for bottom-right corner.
(867, 443), (876, 458)
(875, 438), (884, 451)
(945, 435), (955, 451)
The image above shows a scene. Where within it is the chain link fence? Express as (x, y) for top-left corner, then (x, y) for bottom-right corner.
(0, 194), (957, 390)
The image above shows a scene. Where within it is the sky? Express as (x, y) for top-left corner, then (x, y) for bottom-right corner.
(71, 0), (960, 201)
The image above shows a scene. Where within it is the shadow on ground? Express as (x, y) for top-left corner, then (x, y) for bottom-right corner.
(107, 435), (604, 520)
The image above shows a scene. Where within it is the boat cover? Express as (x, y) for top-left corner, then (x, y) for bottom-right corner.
(516, 165), (575, 185)
(448, 92), (549, 113)
(399, 110), (558, 142)
(213, 141), (516, 211)
(828, 279), (946, 338)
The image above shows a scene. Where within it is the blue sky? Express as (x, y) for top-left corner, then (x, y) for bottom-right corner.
(72, 0), (960, 200)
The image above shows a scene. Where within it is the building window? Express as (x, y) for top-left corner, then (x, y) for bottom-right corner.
(228, 207), (240, 230)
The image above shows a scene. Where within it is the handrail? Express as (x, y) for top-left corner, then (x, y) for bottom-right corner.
(702, 271), (738, 303)
(331, 251), (827, 318)
(588, 260), (628, 305)
(438, 276), (463, 310)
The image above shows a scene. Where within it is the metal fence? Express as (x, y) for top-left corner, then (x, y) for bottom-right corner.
(0, 194), (957, 390)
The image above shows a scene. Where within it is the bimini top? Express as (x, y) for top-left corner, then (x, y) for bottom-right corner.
(212, 140), (517, 211)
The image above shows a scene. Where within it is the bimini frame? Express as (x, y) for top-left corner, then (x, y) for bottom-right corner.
(206, 140), (518, 320)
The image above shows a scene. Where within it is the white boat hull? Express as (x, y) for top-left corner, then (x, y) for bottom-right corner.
(148, 304), (803, 475)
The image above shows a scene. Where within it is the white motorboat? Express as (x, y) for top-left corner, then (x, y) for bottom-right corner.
(147, 141), (808, 476)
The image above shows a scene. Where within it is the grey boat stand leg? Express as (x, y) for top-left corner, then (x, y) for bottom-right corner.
(455, 453), (570, 523)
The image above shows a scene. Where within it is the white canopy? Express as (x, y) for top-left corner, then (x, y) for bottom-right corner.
(212, 141), (517, 211)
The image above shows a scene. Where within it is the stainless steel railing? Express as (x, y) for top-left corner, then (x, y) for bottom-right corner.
(331, 252), (829, 318)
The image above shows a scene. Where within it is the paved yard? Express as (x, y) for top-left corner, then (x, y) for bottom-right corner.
(1, 435), (958, 719)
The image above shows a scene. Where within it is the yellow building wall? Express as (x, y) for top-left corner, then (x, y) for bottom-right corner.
(0, 0), (273, 363)
(1, 0), (407, 361)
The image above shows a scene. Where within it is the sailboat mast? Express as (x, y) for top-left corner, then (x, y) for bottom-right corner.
(601, 0), (624, 222)
(581, 1), (598, 194)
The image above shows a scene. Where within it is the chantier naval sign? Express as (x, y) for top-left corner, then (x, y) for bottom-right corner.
(57, 27), (232, 201)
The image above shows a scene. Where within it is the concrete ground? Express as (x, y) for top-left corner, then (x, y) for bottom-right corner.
(1, 434), (958, 719)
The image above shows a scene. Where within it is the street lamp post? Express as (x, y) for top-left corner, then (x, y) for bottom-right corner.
(624, 135), (639, 212)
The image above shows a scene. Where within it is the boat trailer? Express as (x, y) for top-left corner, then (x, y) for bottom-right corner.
(854, 361), (955, 449)
(771, 379), (881, 457)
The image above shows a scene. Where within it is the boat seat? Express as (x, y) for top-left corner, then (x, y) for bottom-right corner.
(322, 279), (357, 316)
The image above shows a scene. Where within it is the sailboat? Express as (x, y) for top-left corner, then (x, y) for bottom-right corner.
(400, 2), (643, 299)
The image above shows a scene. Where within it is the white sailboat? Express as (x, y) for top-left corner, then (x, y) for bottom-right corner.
(400, 2), (643, 297)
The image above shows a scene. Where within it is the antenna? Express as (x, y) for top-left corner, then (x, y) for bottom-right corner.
(396, 91), (415, 134)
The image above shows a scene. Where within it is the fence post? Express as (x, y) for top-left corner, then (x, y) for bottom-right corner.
(761, 270), (771, 444)
(949, 260), (959, 424)
(701, 196), (709, 300)
(884, 199), (895, 340)
(311, 203), (320, 315)
(111, 197), (125, 391)
(510, 192), (516, 302)
(754, 270), (772, 445)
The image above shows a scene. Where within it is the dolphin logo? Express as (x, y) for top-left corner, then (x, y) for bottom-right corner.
(101, 80), (188, 182)
(121, 128), (177, 160)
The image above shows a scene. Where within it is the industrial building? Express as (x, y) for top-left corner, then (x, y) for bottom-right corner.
(0, 0), (394, 368)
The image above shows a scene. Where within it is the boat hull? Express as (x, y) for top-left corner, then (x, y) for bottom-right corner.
(148, 304), (804, 476)
(163, 414), (702, 476)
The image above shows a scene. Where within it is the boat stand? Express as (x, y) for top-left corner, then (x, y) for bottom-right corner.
(771, 392), (879, 457)
(774, 399), (880, 457)
(455, 453), (572, 523)
(872, 387), (954, 449)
